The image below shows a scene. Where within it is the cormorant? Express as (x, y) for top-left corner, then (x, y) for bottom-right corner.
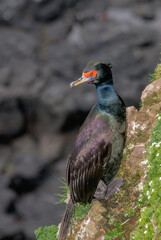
(58, 62), (126, 240)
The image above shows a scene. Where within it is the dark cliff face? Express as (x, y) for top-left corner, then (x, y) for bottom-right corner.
(0, 0), (161, 240)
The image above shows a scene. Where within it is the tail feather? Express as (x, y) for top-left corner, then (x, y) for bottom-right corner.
(58, 198), (74, 240)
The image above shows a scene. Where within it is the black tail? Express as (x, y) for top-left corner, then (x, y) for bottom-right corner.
(58, 198), (74, 240)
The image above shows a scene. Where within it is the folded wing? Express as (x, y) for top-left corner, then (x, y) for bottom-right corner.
(67, 116), (112, 203)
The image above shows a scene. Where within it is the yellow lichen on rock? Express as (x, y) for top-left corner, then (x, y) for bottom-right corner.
(89, 201), (106, 222)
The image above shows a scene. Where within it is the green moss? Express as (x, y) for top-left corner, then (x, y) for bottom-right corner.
(104, 225), (125, 240)
(130, 114), (161, 240)
(140, 57), (161, 107)
(89, 201), (106, 222)
(34, 225), (58, 240)
(142, 91), (161, 107)
(149, 64), (161, 82)
(104, 214), (124, 239)
(74, 202), (92, 221)
(104, 207), (139, 240)
(100, 118), (147, 239)
(124, 209), (137, 218)
(149, 45), (161, 82)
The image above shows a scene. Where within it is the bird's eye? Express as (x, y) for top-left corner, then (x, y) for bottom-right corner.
(90, 72), (93, 76)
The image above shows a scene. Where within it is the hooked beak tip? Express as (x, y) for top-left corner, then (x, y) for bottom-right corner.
(70, 82), (74, 88)
(70, 77), (83, 88)
(70, 76), (95, 88)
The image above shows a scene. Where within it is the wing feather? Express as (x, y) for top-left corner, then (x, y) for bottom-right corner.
(67, 139), (112, 203)
(66, 114), (112, 203)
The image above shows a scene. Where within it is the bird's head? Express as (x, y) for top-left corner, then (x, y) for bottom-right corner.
(70, 61), (113, 88)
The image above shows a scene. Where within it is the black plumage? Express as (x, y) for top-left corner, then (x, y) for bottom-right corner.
(66, 110), (112, 203)
(58, 62), (126, 240)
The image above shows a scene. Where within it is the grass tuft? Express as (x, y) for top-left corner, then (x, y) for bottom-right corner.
(148, 64), (161, 82)
(55, 177), (69, 204)
(149, 45), (161, 83)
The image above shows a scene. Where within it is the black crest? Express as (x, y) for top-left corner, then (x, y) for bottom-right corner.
(87, 60), (112, 69)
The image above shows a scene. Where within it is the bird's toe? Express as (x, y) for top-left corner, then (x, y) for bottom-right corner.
(105, 177), (124, 200)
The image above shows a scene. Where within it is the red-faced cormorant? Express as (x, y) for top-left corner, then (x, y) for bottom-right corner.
(58, 62), (126, 240)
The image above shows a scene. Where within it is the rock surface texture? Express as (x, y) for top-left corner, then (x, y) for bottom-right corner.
(68, 78), (161, 239)
(0, 0), (161, 239)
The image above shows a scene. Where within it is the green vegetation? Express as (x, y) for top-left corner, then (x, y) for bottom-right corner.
(105, 226), (124, 240)
(56, 177), (69, 204)
(130, 114), (161, 240)
(140, 54), (161, 107)
(104, 214), (125, 239)
(56, 178), (92, 221)
(104, 207), (138, 240)
(149, 64), (161, 82)
(74, 202), (92, 221)
(149, 45), (161, 82)
(149, 49), (161, 83)
(34, 225), (58, 240)
(124, 208), (136, 218)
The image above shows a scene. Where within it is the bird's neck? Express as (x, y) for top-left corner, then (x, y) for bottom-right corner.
(96, 82), (118, 108)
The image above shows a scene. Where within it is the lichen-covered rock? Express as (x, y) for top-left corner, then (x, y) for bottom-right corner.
(72, 201), (106, 240)
(68, 77), (161, 239)
(141, 78), (161, 104)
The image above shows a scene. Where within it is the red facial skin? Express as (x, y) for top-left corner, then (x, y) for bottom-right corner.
(82, 70), (98, 83)
(82, 70), (98, 78)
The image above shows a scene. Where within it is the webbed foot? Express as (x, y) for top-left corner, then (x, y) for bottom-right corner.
(105, 177), (124, 200)
(93, 178), (124, 201)
(93, 179), (107, 200)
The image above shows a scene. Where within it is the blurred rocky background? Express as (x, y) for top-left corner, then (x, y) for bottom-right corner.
(0, 0), (161, 239)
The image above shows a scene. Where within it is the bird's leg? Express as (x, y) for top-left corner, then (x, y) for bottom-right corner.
(93, 178), (124, 200)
